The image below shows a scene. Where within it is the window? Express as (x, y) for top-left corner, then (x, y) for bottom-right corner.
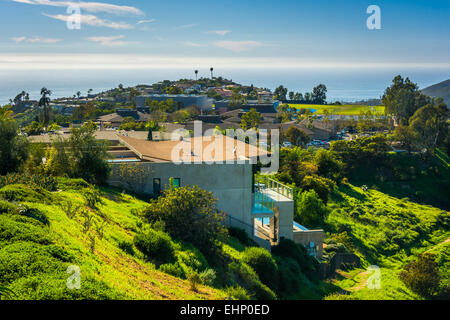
(153, 178), (161, 195)
(171, 178), (181, 188)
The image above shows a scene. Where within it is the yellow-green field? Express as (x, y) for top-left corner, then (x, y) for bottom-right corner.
(288, 104), (385, 115)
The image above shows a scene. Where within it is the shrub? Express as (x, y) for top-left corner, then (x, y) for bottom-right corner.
(296, 189), (329, 228)
(187, 271), (202, 292)
(6, 274), (124, 300)
(199, 269), (216, 286)
(16, 205), (49, 226)
(160, 262), (185, 278)
(228, 227), (253, 246)
(118, 240), (135, 256)
(57, 177), (91, 191)
(226, 286), (251, 300)
(0, 215), (51, 245)
(0, 173), (58, 191)
(134, 228), (175, 263)
(276, 257), (304, 297)
(300, 175), (335, 203)
(0, 184), (54, 204)
(82, 188), (103, 210)
(272, 238), (316, 276)
(241, 247), (278, 291)
(0, 200), (17, 215)
(0, 242), (64, 283)
(400, 253), (441, 298)
(141, 186), (228, 258)
(229, 262), (276, 300)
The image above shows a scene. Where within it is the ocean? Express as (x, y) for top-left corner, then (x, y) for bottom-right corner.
(1, 67), (449, 105)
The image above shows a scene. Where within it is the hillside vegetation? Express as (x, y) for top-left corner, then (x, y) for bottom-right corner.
(324, 184), (450, 300)
(0, 178), (226, 300)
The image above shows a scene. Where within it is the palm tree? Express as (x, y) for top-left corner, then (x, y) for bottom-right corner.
(88, 88), (93, 96)
(76, 91), (81, 100)
(210, 67), (214, 79)
(195, 70), (198, 81)
(38, 87), (52, 129)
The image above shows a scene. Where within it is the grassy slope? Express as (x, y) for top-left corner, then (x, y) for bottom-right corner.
(325, 184), (449, 300)
(19, 185), (226, 300)
(288, 104), (385, 115)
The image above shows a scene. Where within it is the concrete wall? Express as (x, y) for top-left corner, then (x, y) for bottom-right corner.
(109, 161), (254, 226)
(293, 230), (324, 259)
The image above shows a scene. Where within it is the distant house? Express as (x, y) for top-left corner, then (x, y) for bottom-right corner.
(136, 94), (214, 111)
(97, 109), (150, 129)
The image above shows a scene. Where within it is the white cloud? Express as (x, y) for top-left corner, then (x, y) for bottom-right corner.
(213, 40), (262, 52)
(11, 0), (144, 15)
(208, 30), (231, 36)
(175, 23), (197, 29)
(137, 19), (155, 25)
(86, 35), (134, 46)
(44, 13), (133, 29)
(12, 36), (62, 43)
(183, 41), (202, 47)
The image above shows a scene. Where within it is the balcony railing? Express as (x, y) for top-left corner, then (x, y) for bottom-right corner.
(258, 176), (294, 200)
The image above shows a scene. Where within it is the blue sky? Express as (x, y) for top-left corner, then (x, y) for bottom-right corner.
(0, 0), (449, 70)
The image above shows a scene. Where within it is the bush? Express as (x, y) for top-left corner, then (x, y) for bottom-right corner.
(229, 262), (276, 300)
(187, 271), (202, 292)
(0, 184), (54, 205)
(228, 227), (253, 246)
(400, 253), (441, 298)
(241, 247), (278, 291)
(0, 215), (51, 245)
(300, 175), (335, 203)
(16, 205), (49, 226)
(118, 240), (135, 256)
(226, 286), (251, 300)
(82, 188), (103, 210)
(142, 186), (228, 258)
(272, 238), (316, 276)
(134, 228), (175, 263)
(199, 269), (216, 286)
(296, 189), (329, 228)
(6, 274), (124, 300)
(57, 177), (91, 191)
(160, 262), (185, 278)
(276, 257), (304, 297)
(0, 200), (17, 215)
(0, 173), (58, 191)
(0, 242), (64, 283)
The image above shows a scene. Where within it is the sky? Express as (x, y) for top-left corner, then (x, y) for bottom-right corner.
(0, 0), (449, 70)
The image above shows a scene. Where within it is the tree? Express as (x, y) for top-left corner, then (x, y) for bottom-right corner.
(296, 189), (328, 228)
(394, 124), (417, 153)
(38, 87), (52, 129)
(289, 91), (294, 100)
(274, 85), (288, 101)
(409, 99), (448, 153)
(382, 75), (429, 125)
(0, 117), (29, 175)
(195, 70), (198, 80)
(285, 126), (310, 147)
(240, 108), (261, 130)
(141, 185), (227, 256)
(229, 92), (247, 108)
(312, 84), (327, 104)
(210, 67), (214, 79)
(116, 162), (152, 195)
(314, 149), (343, 182)
(68, 125), (110, 184)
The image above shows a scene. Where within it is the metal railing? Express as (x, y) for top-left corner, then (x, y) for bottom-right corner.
(259, 176), (294, 200)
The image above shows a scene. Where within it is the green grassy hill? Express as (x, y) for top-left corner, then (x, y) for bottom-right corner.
(324, 184), (449, 300)
(0, 179), (226, 300)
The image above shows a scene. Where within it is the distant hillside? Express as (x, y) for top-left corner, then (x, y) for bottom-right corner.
(422, 79), (450, 106)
